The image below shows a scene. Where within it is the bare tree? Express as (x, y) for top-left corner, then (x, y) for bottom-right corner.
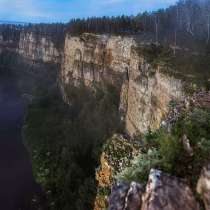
(154, 15), (159, 45)
(207, 14), (210, 43)
(174, 30), (177, 55)
(174, 4), (179, 55)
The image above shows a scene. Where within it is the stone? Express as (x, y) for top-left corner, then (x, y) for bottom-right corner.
(96, 152), (113, 188)
(125, 57), (184, 136)
(61, 33), (133, 87)
(197, 164), (210, 210)
(61, 33), (185, 136)
(18, 32), (61, 63)
(141, 169), (200, 210)
(108, 182), (144, 210)
(181, 134), (193, 156)
(94, 134), (140, 210)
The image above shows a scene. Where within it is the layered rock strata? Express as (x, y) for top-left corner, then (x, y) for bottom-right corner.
(61, 33), (185, 136)
(108, 169), (200, 210)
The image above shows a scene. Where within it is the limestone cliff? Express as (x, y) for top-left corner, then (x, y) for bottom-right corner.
(1, 30), (185, 136)
(61, 33), (185, 136)
(61, 33), (133, 87)
(18, 32), (61, 63)
(124, 49), (184, 135)
(2, 28), (207, 210)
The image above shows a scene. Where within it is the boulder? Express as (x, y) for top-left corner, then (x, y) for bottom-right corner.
(181, 134), (193, 156)
(197, 164), (210, 210)
(108, 182), (144, 210)
(141, 169), (199, 210)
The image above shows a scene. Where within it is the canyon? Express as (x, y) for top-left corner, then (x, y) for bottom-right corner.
(0, 31), (186, 136)
(0, 28), (209, 210)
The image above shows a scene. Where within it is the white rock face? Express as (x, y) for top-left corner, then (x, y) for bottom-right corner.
(1, 30), (184, 136)
(61, 33), (185, 136)
(108, 169), (199, 210)
(197, 164), (210, 210)
(141, 169), (200, 210)
(124, 51), (185, 135)
(61, 33), (133, 86)
(18, 32), (60, 63)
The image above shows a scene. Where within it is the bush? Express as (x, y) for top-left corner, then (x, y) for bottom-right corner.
(116, 108), (210, 187)
(116, 148), (161, 184)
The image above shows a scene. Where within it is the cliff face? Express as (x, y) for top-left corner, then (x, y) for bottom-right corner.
(18, 32), (61, 63)
(123, 50), (184, 135)
(1, 30), (185, 136)
(61, 33), (133, 87)
(2, 29), (206, 209)
(61, 33), (185, 136)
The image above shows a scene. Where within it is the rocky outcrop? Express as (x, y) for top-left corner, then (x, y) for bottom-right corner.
(94, 134), (140, 210)
(61, 33), (133, 87)
(197, 164), (210, 210)
(18, 32), (61, 63)
(108, 182), (144, 210)
(61, 33), (185, 136)
(96, 134), (140, 186)
(108, 169), (200, 210)
(1, 30), (186, 136)
(141, 169), (199, 210)
(123, 51), (184, 135)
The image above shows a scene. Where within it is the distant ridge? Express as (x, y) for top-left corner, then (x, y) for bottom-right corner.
(0, 20), (29, 25)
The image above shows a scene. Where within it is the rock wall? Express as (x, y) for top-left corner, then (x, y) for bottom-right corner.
(0, 29), (185, 135)
(61, 33), (133, 87)
(108, 169), (200, 210)
(61, 33), (185, 136)
(123, 48), (184, 135)
(0, 30), (61, 95)
(18, 32), (61, 63)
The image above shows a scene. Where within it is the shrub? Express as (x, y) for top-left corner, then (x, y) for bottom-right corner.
(116, 108), (210, 188)
(116, 148), (161, 184)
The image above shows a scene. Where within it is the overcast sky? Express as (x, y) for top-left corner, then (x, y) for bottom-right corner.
(0, 0), (177, 23)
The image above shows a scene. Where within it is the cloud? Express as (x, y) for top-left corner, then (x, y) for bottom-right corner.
(100, 0), (126, 5)
(0, 0), (177, 23)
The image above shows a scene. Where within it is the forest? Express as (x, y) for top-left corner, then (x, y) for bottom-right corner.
(1, 0), (210, 51)
(24, 82), (122, 210)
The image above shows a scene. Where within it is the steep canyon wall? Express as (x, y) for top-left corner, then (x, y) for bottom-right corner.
(0, 29), (185, 135)
(61, 33), (185, 136)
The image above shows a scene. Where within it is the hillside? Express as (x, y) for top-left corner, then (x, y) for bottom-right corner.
(0, 1), (210, 209)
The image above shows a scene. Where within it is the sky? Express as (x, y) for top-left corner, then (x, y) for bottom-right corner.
(0, 0), (177, 23)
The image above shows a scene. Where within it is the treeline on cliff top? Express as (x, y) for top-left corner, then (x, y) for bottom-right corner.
(66, 0), (210, 49)
(1, 0), (210, 50)
(0, 23), (65, 49)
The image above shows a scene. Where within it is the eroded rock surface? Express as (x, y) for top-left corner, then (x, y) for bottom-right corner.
(197, 164), (210, 210)
(108, 169), (200, 210)
(108, 182), (144, 210)
(18, 32), (61, 63)
(141, 169), (199, 210)
(61, 33), (185, 136)
(124, 50), (184, 135)
(94, 134), (140, 210)
(61, 33), (133, 87)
